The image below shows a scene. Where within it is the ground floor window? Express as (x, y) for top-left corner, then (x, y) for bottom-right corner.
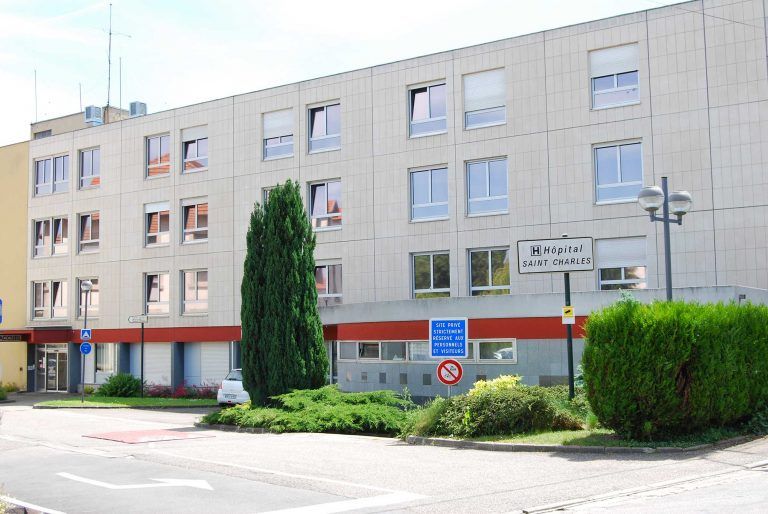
(95, 343), (115, 373)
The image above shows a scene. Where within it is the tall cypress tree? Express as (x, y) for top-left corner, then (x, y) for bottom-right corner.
(240, 180), (328, 405)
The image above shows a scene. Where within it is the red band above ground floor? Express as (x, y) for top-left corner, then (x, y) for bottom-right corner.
(3, 316), (586, 344)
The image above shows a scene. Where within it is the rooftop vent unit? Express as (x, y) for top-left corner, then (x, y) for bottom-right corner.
(84, 105), (103, 126)
(130, 101), (147, 118)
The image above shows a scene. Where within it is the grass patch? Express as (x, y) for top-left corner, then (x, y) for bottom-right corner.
(202, 385), (414, 435)
(36, 397), (218, 408)
(472, 426), (748, 448)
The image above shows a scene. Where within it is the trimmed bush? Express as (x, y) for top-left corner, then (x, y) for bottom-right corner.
(0, 388), (6, 401)
(203, 385), (414, 435)
(583, 297), (768, 439)
(94, 373), (142, 398)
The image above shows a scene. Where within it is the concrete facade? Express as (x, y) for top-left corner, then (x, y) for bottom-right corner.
(17, 0), (768, 395)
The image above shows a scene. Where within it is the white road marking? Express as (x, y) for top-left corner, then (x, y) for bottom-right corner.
(259, 492), (426, 514)
(517, 458), (768, 513)
(0, 494), (66, 514)
(57, 472), (213, 490)
(152, 450), (404, 493)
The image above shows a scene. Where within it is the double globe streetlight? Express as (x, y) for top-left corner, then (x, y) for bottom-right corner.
(637, 177), (693, 301)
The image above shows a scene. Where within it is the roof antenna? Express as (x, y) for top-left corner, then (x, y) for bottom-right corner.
(106, 3), (112, 113)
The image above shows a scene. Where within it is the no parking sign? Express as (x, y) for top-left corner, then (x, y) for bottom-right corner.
(436, 359), (463, 386)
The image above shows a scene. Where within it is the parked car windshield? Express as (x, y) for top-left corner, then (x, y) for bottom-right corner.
(225, 369), (243, 381)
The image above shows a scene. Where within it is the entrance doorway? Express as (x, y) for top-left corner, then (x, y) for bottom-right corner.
(36, 344), (68, 392)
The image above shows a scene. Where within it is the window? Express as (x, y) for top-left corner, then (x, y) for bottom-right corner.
(315, 264), (342, 306)
(382, 342), (406, 361)
(79, 148), (100, 188)
(590, 44), (639, 109)
(183, 138), (208, 172)
(308, 104), (340, 152)
(596, 237), (647, 290)
(359, 343), (379, 359)
(32, 280), (67, 319)
(464, 69), (505, 128)
(595, 142), (642, 203)
(263, 109), (293, 159)
(262, 187), (274, 204)
(339, 342), (357, 360)
(33, 217), (68, 257)
(467, 158), (508, 215)
(413, 252), (450, 298)
(470, 248), (510, 296)
(146, 134), (170, 177)
(78, 212), (100, 253)
(478, 340), (517, 362)
(95, 343), (115, 373)
(309, 180), (341, 229)
(33, 130), (52, 140)
(182, 269), (208, 314)
(145, 202), (170, 246)
(182, 200), (208, 242)
(34, 155), (68, 196)
(409, 83), (446, 136)
(78, 278), (99, 318)
(410, 167), (448, 221)
(145, 272), (169, 315)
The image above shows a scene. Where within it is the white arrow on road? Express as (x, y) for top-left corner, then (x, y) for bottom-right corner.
(57, 472), (213, 490)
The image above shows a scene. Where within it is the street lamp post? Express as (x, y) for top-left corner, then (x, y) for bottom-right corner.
(637, 176), (693, 301)
(80, 280), (93, 403)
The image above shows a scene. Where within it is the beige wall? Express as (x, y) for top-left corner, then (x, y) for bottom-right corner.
(0, 141), (29, 388)
(23, 0), (768, 333)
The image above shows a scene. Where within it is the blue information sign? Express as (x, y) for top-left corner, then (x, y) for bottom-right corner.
(0, 298), (3, 324)
(429, 318), (468, 358)
(80, 342), (92, 355)
(80, 328), (92, 341)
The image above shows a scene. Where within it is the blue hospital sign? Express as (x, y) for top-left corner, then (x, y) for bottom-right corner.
(430, 318), (468, 358)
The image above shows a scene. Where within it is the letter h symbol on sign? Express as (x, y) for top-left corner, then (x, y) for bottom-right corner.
(531, 245), (542, 256)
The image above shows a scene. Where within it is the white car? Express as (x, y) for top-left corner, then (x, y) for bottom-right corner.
(217, 369), (251, 406)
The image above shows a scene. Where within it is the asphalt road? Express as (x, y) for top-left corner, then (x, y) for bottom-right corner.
(1, 394), (767, 513)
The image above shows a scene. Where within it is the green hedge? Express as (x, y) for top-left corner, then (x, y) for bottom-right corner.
(94, 373), (142, 398)
(583, 297), (768, 439)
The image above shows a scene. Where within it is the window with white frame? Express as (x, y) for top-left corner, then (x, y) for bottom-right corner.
(182, 269), (208, 314)
(469, 248), (510, 296)
(79, 148), (100, 189)
(145, 272), (169, 315)
(263, 109), (294, 159)
(146, 134), (170, 177)
(95, 343), (115, 373)
(596, 237), (647, 290)
(145, 202), (170, 246)
(33, 217), (68, 257)
(409, 83), (447, 136)
(478, 339), (517, 362)
(308, 103), (340, 152)
(181, 126), (208, 173)
(32, 280), (67, 319)
(262, 187), (274, 204)
(412, 252), (450, 298)
(34, 155), (68, 196)
(467, 158), (508, 215)
(78, 212), (100, 253)
(315, 263), (342, 305)
(594, 142), (642, 203)
(590, 44), (639, 109)
(410, 167), (448, 221)
(309, 180), (341, 229)
(464, 69), (506, 129)
(78, 277), (99, 318)
(182, 199), (208, 242)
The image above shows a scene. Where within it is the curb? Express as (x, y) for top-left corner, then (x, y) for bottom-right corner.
(405, 434), (760, 454)
(33, 403), (218, 410)
(194, 422), (269, 434)
(0, 399), (16, 404)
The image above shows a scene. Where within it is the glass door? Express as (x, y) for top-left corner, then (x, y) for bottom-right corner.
(57, 351), (68, 391)
(36, 346), (47, 392)
(46, 351), (58, 390)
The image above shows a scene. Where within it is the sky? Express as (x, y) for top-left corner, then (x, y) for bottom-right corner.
(0, 0), (684, 146)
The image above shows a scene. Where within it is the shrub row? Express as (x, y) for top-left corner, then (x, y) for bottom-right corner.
(94, 373), (217, 399)
(583, 297), (768, 439)
(203, 385), (414, 434)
